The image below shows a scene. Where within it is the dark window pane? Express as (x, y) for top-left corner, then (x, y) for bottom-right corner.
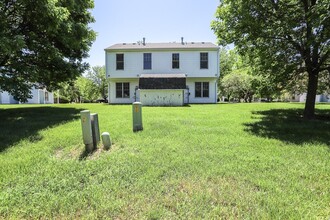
(123, 83), (130, 98)
(195, 82), (201, 97)
(116, 82), (130, 98)
(200, 53), (208, 69)
(116, 54), (124, 70)
(144, 53), (152, 69)
(172, 53), (179, 69)
(116, 83), (122, 98)
(202, 82), (209, 97)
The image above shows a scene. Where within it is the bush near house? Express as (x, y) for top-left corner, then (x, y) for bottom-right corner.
(0, 103), (329, 219)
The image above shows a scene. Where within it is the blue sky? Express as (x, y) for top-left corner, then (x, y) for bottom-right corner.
(85, 0), (220, 67)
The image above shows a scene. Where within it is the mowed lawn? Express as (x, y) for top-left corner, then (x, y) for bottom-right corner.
(0, 103), (329, 219)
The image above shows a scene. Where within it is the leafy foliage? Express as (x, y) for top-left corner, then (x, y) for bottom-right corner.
(0, 0), (96, 102)
(212, 0), (330, 118)
(86, 66), (107, 100)
(56, 66), (108, 103)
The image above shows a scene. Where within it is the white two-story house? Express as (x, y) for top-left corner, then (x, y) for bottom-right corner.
(105, 39), (219, 106)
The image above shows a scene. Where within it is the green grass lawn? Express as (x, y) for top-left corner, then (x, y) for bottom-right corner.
(0, 103), (329, 219)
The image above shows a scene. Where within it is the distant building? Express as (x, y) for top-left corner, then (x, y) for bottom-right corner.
(0, 87), (54, 104)
(104, 38), (219, 106)
(297, 93), (330, 103)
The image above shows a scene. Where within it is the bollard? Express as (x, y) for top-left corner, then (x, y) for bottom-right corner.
(101, 132), (111, 150)
(132, 102), (143, 132)
(91, 113), (100, 149)
(80, 110), (93, 152)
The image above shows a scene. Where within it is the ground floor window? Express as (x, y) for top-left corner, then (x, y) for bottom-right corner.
(195, 82), (209, 98)
(116, 82), (130, 98)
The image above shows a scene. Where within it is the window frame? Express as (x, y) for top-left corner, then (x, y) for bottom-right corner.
(116, 54), (124, 70)
(200, 52), (208, 69)
(143, 53), (152, 70)
(172, 53), (180, 69)
(195, 82), (209, 98)
(116, 82), (130, 98)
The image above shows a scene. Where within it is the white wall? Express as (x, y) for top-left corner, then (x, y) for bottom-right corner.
(25, 88), (40, 104)
(106, 50), (218, 79)
(0, 91), (10, 104)
(140, 90), (184, 106)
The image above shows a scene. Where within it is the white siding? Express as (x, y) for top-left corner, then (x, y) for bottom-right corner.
(0, 91), (11, 104)
(140, 90), (184, 106)
(106, 51), (218, 79)
(25, 88), (40, 104)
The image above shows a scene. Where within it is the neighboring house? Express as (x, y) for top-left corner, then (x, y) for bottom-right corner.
(0, 87), (54, 104)
(105, 39), (219, 106)
(297, 93), (330, 103)
(290, 93), (330, 103)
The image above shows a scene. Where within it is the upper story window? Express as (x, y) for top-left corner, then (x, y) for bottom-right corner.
(172, 53), (180, 69)
(200, 52), (208, 69)
(116, 54), (124, 70)
(143, 53), (152, 70)
(195, 82), (209, 98)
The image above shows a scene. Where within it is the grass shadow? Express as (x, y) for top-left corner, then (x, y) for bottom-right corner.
(0, 106), (82, 152)
(244, 108), (330, 146)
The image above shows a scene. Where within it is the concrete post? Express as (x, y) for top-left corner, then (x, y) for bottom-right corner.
(91, 113), (100, 149)
(132, 102), (143, 132)
(101, 132), (111, 150)
(80, 110), (93, 152)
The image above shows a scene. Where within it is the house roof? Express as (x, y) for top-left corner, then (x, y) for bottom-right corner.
(105, 42), (219, 51)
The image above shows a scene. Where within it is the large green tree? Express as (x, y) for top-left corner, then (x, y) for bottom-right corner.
(212, 0), (330, 119)
(86, 66), (107, 100)
(0, 0), (96, 102)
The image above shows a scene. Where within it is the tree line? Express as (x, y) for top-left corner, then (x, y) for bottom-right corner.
(55, 66), (107, 103)
(218, 47), (330, 103)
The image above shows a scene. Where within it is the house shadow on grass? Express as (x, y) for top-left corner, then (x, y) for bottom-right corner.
(244, 108), (330, 146)
(0, 106), (82, 153)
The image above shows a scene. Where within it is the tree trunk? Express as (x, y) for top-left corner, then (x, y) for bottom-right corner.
(303, 71), (318, 119)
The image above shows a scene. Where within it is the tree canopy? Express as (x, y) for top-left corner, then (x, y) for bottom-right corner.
(212, 0), (330, 119)
(0, 0), (96, 102)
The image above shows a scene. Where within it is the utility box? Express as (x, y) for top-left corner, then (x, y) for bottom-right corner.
(132, 102), (143, 132)
(91, 113), (100, 149)
(80, 110), (94, 152)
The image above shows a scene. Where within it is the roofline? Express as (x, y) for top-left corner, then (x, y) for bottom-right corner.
(104, 47), (219, 52)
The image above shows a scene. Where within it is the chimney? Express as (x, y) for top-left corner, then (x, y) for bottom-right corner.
(181, 37), (184, 44)
(143, 37), (146, 45)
